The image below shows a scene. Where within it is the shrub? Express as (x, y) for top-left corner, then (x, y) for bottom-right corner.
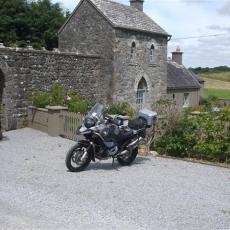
(154, 109), (230, 163)
(50, 83), (64, 106)
(152, 99), (182, 136)
(193, 140), (227, 162)
(32, 43), (42, 50)
(199, 97), (211, 107)
(143, 99), (183, 153)
(29, 83), (64, 108)
(156, 135), (187, 157)
(199, 95), (220, 109)
(30, 92), (50, 108)
(66, 90), (89, 114)
(29, 84), (90, 114)
(105, 102), (136, 117)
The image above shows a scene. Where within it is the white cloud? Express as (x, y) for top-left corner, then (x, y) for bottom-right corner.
(53, 0), (230, 67)
(218, 1), (230, 16)
(208, 25), (230, 32)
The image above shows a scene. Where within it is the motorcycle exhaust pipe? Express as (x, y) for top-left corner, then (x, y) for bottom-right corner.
(127, 137), (143, 148)
(118, 137), (144, 156)
(119, 150), (129, 156)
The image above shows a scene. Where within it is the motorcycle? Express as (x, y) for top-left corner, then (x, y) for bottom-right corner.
(65, 103), (157, 172)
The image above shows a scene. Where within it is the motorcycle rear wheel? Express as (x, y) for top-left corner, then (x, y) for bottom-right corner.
(65, 143), (91, 172)
(117, 147), (138, 166)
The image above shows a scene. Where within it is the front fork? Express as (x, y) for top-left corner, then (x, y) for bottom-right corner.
(78, 140), (96, 162)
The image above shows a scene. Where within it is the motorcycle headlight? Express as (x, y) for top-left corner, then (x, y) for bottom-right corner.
(84, 117), (96, 129)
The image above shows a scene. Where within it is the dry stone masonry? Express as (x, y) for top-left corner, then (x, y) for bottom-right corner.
(0, 47), (105, 130)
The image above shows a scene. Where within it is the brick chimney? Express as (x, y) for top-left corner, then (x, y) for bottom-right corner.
(130, 0), (144, 11)
(172, 46), (183, 65)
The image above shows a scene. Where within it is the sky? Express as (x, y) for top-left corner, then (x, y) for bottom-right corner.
(52, 0), (230, 67)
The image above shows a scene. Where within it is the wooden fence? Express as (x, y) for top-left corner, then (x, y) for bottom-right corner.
(60, 111), (85, 141)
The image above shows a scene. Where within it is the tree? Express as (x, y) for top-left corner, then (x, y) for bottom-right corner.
(0, 0), (69, 50)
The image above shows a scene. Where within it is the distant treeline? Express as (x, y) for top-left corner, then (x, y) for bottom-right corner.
(0, 0), (70, 50)
(189, 66), (230, 74)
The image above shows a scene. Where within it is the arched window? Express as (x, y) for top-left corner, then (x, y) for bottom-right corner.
(131, 42), (136, 63)
(136, 77), (147, 109)
(150, 44), (155, 63)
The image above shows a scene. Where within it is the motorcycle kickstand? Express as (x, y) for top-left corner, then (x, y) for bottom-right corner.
(112, 157), (119, 171)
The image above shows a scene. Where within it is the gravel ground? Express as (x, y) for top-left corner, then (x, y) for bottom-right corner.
(0, 128), (230, 230)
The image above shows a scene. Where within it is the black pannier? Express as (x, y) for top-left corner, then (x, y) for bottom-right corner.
(128, 118), (145, 130)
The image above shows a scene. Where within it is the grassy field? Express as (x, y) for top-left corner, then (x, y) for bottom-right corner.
(200, 72), (230, 82)
(204, 88), (230, 100)
(203, 77), (230, 90)
(200, 71), (230, 99)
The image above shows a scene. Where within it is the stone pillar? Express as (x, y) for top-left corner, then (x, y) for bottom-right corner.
(47, 106), (67, 137)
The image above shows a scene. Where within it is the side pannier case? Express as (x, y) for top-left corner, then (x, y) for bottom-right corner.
(138, 109), (157, 128)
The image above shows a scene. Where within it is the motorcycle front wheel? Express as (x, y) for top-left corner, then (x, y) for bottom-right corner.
(65, 143), (91, 172)
(117, 147), (138, 166)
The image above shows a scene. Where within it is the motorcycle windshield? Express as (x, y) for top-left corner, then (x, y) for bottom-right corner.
(87, 103), (104, 123)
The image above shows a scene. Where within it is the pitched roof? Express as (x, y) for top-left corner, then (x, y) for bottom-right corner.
(91, 0), (168, 35)
(59, 0), (169, 36)
(167, 62), (201, 90)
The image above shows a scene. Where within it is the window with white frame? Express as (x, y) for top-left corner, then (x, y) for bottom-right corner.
(136, 77), (147, 109)
(130, 42), (136, 63)
(150, 44), (155, 63)
(183, 93), (190, 107)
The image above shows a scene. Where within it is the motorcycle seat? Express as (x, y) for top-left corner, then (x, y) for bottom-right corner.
(117, 115), (130, 121)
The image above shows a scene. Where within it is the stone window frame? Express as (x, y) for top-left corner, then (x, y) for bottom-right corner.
(150, 44), (155, 63)
(149, 43), (157, 67)
(183, 92), (190, 108)
(130, 41), (136, 65)
(136, 77), (148, 109)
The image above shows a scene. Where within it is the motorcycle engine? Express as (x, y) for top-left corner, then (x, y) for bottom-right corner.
(100, 124), (120, 156)
(107, 145), (118, 156)
(100, 124), (120, 141)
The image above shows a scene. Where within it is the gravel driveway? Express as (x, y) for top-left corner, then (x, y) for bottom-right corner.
(0, 128), (229, 230)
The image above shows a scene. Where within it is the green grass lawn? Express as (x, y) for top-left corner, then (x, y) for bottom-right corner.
(204, 88), (230, 100)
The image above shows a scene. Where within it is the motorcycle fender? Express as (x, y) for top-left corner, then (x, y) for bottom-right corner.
(78, 140), (96, 162)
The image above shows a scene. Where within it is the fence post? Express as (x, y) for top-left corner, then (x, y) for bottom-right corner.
(47, 106), (67, 137)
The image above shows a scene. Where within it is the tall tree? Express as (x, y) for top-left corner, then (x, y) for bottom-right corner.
(0, 0), (68, 50)
(0, 0), (31, 46)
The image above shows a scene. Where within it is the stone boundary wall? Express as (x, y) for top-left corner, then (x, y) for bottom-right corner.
(0, 47), (106, 130)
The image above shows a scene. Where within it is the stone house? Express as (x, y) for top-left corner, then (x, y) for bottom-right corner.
(0, 0), (202, 130)
(58, 0), (170, 109)
(167, 47), (204, 108)
(58, 0), (202, 109)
